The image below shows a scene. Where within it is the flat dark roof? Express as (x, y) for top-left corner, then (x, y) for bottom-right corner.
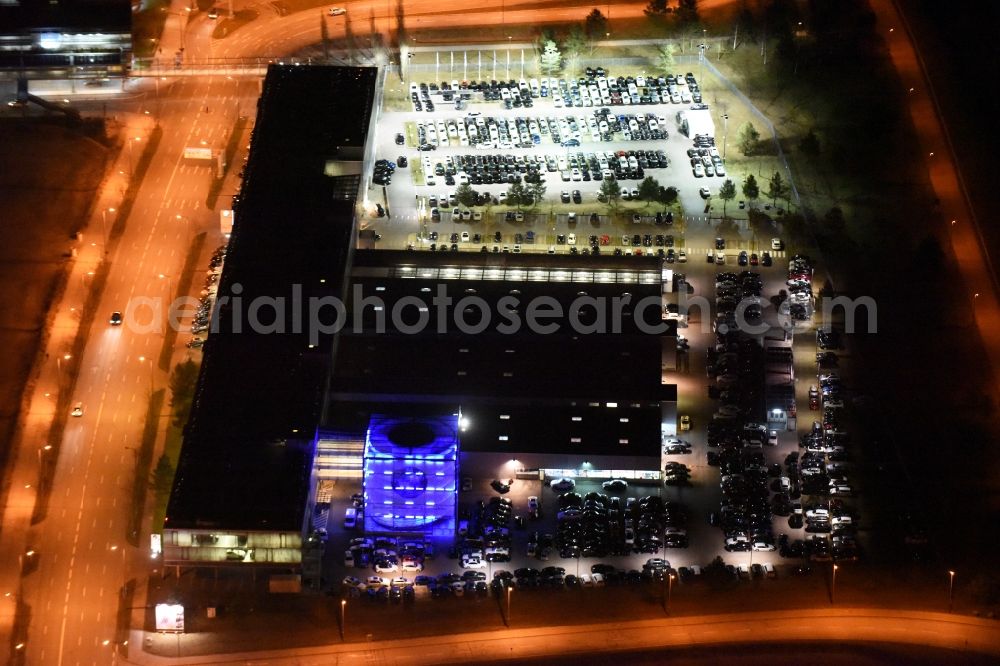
(326, 250), (674, 458)
(322, 395), (673, 459)
(167, 65), (376, 532)
(332, 250), (671, 402)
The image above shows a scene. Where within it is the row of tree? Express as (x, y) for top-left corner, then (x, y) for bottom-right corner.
(645, 0), (700, 24)
(715, 172), (791, 216)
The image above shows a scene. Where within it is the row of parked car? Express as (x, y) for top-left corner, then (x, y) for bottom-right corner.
(344, 534), (435, 573)
(541, 70), (703, 109)
(704, 272), (780, 554)
(418, 147), (668, 192)
(189, 244), (227, 337)
(550, 491), (690, 558)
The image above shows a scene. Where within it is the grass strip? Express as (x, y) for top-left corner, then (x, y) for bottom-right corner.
(126, 389), (165, 547)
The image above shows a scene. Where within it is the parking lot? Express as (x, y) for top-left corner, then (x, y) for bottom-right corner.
(366, 68), (747, 256)
(330, 61), (860, 605)
(319, 229), (861, 596)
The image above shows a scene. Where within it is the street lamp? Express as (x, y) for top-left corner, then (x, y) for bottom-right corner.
(831, 563), (838, 604)
(138, 356), (154, 393)
(158, 273), (173, 302)
(127, 136), (142, 176)
(505, 585), (513, 627)
(722, 114), (729, 162)
(948, 570), (955, 612)
(102, 207), (116, 252)
(340, 599), (346, 640)
(663, 572), (675, 613)
(175, 214), (193, 240)
(56, 353), (72, 387)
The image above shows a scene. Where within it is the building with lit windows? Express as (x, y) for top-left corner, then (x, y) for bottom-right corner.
(0, 0), (132, 83)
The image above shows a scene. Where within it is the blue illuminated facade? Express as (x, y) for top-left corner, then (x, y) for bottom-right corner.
(362, 414), (459, 536)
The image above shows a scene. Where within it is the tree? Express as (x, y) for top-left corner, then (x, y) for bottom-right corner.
(638, 176), (661, 203)
(799, 128), (821, 155)
(718, 178), (737, 217)
(539, 40), (562, 74)
(563, 25), (588, 58)
(170, 359), (199, 400)
(656, 43), (676, 73)
(742, 174), (760, 208)
(658, 185), (679, 211)
(735, 2), (757, 44)
(599, 177), (621, 209)
(169, 359), (199, 428)
(766, 171), (789, 207)
(676, 0), (699, 24)
(584, 9), (608, 39)
(151, 453), (175, 498)
(527, 181), (547, 209)
(562, 25), (587, 75)
(737, 121), (760, 156)
(507, 181), (528, 210)
(645, 0), (669, 17)
(455, 183), (477, 208)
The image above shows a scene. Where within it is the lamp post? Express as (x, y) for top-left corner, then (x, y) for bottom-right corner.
(340, 599), (346, 640)
(831, 563), (838, 605)
(505, 585), (512, 627)
(158, 273), (173, 301)
(127, 136), (142, 177)
(722, 114), (729, 162)
(102, 207), (116, 252)
(56, 353), (72, 389)
(948, 570), (955, 612)
(175, 214), (192, 241)
(663, 572), (674, 613)
(138, 356), (154, 393)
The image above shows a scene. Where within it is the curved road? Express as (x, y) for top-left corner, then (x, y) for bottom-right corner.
(177, 0), (736, 61)
(122, 607), (1000, 664)
(873, 1), (1000, 399)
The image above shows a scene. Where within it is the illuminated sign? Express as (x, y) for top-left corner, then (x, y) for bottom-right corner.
(38, 33), (63, 50)
(150, 533), (162, 557)
(155, 604), (184, 633)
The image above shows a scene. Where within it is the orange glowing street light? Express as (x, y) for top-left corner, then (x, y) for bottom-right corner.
(340, 599), (346, 639)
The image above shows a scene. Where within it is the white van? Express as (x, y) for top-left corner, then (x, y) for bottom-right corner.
(344, 507), (357, 528)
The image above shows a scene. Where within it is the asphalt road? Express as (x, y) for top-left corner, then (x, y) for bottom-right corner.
(124, 607), (1000, 664)
(0, 74), (258, 665)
